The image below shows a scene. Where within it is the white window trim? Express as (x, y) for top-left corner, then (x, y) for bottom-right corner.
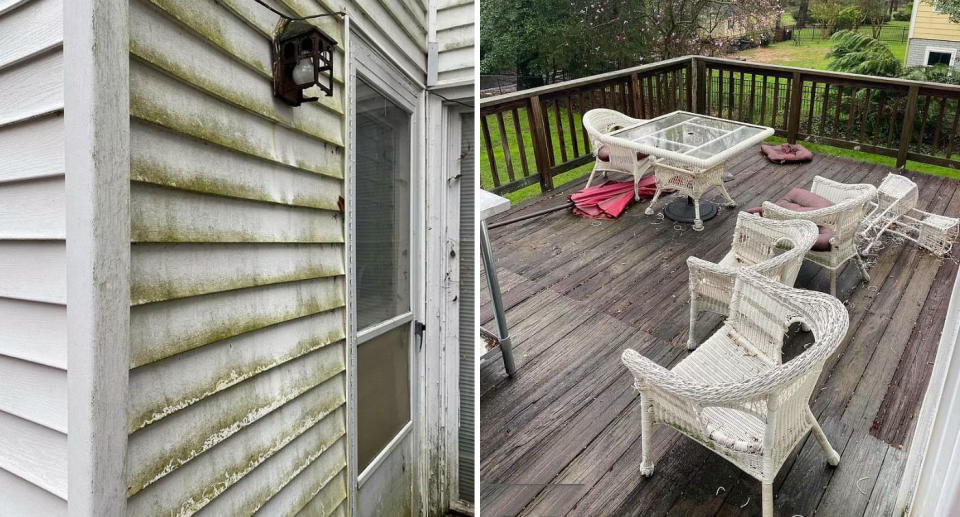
(924, 47), (957, 67)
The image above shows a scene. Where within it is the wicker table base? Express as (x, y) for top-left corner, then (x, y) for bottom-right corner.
(664, 196), (719, 224)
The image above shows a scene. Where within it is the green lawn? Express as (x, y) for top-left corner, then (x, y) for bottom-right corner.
(735, 22), (908, 70)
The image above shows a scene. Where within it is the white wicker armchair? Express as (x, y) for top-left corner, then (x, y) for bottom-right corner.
(687, 213), (820, 350)
(762, 176), (877, 296)
(582, 108), (651, 200)
(622, 269), (849, 517)
(861, 173), (959, 257)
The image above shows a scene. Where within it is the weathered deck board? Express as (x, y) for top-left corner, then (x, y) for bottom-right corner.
(479, 152), (960, 516)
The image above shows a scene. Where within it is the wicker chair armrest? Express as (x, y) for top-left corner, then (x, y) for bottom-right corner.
(623, 348), (798, 406)
(760, 200), (842, 225)
(811, 176), (877, 204)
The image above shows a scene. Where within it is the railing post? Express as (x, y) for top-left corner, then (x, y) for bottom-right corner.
(897, 85), (920, 169)
(527, 95), (555, 191)
(787, 71), (803, 143)
(695, 58), (706, 115)
(630, 72), (642, 119)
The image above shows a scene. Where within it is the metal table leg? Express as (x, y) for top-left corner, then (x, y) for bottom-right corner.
(480, 219), (516, 377)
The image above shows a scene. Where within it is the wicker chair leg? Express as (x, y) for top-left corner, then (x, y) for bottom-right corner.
(855, 254), (871, 282)
(645, 188), (664, 216)
(586, 166), (599, 189)
(687, 296), (699, 350)
(693, 199), (704, 231)
(830, 270), (838, 297)
(808, 408), (841, 466)
(761, 483), (774, 517)
(639, 393), (655, 477)
(719, 185), (737, 208)
(634, 176), (640, 201)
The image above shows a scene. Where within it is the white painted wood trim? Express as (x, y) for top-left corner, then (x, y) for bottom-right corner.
(64, 0), (130, 514)
(924, 46), (958, 67)
(896, 271), (960, 516)
(356, 421), (413, 488)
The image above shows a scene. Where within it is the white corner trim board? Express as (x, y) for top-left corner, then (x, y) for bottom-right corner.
(64, 0), (131, 514)
(896, 270), (960, 516)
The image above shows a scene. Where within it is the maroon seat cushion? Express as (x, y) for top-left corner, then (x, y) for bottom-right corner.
(761, 143), (814, 164)
(748, 188), (834, 251)
(596, 146), (648, 162)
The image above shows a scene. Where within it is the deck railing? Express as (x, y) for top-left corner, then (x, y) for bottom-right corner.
(480, 56), (960, 195)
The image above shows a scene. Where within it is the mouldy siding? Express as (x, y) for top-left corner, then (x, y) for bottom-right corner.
(0, 0), (67, 508)
(914, 2), (960, 41)
(435, 0), (473, 84)
(126, 0), (348, 513)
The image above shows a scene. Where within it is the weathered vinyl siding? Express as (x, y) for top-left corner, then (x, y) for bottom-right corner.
(0, 0), (67, 509)
(126, 0), (348, 514)
(348, 0), (428, 81)
(914, 1), (960, 41)
(434, 0), (473, 85)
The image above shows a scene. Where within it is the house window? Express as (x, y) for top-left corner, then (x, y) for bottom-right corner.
(926, 49), (955, 66)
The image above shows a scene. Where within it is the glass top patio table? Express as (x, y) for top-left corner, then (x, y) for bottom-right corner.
(607, 111), (774, 170)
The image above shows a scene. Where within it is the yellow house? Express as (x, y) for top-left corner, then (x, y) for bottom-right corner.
(907, 0), (960, 66)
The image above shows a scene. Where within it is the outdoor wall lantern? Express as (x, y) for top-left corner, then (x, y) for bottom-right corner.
(272, 19), (337, 106)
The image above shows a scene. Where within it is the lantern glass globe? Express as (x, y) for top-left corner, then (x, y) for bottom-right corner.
(292, 57), (314, 86)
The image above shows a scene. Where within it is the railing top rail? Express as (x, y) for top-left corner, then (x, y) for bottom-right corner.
(697, 56), (960, 93)
(479, 56), (960, 111)
(478, 56), (692, 108)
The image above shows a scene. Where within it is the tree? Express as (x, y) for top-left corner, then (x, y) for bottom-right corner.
(826, 29), (902, 76)
(810, 0), (845, 34)
(857, 0), (888, 37)
(930, 0), (960, 22)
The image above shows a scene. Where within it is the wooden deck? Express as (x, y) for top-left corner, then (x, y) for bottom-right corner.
(478, 152), (960, 516)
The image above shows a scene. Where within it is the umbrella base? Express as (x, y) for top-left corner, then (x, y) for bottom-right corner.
(664, 197), (718, 229)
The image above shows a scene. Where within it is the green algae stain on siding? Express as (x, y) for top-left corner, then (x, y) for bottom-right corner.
(128, 330), (346, 433)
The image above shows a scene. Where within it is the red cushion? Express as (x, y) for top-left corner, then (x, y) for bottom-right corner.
(748, 188), (834, 251)
(597, 146), (648, 162)
(761, 143), (814, 163)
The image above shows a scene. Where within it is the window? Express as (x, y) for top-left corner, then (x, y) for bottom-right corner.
(926, 49), (955, 66)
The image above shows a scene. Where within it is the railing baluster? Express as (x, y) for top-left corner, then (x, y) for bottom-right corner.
(553, 98), (568, 163)
(543, 98), (556, 166)
(847, 87), (858, 138)
(945, 98), (960, 159)
(807, 81), (817, 133)
(886, 93), (899, 148)
(933, 96), (947, 152)
(717, 69), (724, 118)
(566, 94), (579, 157)
(495, 111), (515, 181)
(833, 86), (843, 138)
(859, 88), (870, 143)
(511, 107), (530, 177)
(919, 95), (932, 153)
(620, 80), (629, 114)
(630, 72), (643, 118)
(760, 74), (768, 124)
(481, 114), (500, 188)
(771, 76), (780, 128)
(787, 72), (803, 143)
(727, 69), (735, 119)
(873, 90), (886, 145)
(819, 83), (830, 136)
(578, 90), (591, 150)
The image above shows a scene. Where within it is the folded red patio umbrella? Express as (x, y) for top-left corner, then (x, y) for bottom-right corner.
(569, 176), (658, 219)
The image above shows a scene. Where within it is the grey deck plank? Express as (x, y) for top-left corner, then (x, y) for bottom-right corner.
(479, 153), (960, 516)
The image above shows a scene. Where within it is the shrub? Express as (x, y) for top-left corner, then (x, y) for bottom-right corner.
(893, 9), (911, 21)
(827, 29), (902, 76)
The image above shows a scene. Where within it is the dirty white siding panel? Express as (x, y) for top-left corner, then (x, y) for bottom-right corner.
(126, 0), (348, 514)
(435, 0), (473, 85)
(348, 0), (428, 82)
(0, 0), (67, 509)
(0, 410), (67, 499)
(0, 466), (67, 517)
